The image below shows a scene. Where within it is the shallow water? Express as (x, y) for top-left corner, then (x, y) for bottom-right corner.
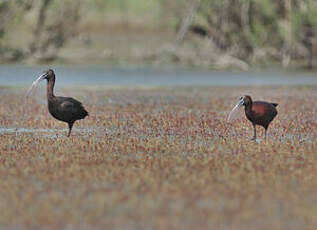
(0, 127), (313, 143)
(0, 127), (94, 138)
(0, 64), (316, 87)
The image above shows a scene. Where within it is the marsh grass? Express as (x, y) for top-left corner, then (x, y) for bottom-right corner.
(0, 86), (316, 230)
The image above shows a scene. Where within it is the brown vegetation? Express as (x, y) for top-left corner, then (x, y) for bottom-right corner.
(0, 86), (316, 230)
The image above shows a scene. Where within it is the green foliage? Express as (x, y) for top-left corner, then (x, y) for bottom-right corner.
(85, 0), (161, 15)
(0, 0), (316, 65)
(178, 0), (317, 62)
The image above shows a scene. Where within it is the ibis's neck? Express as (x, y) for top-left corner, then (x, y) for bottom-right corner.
(46, 78), (55, 99)
(244, 102), (253, 113)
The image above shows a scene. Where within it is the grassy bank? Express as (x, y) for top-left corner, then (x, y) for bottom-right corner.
(1, 0), (316, 70)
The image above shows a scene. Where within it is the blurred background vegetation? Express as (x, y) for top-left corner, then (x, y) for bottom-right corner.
(0, 0), (316, 70)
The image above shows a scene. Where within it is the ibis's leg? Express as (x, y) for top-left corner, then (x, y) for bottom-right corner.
(251, 123), (256, 141)
(265, 128), (267, 141)
(67, 122), (74, 137)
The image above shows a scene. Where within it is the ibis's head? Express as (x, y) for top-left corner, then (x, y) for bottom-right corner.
(41, 69), (55, 81)
(227, 95), (252, 122)
(25, 69), (55, 98)
(239, 95), (252, 107)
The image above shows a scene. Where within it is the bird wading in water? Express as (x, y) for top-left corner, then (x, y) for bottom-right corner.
(228, 95), (278, 141)
(26, 69), (88, 137)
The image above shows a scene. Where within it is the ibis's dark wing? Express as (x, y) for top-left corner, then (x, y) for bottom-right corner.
(253, 101), (278, 123)
(57, 97), (88, 121)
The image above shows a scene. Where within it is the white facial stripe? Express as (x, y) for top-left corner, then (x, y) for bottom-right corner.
(238, 99), (244, 108)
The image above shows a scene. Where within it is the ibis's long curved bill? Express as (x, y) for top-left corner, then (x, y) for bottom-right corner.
(25, 73), (47, 98)
(227, 99), (244, 122)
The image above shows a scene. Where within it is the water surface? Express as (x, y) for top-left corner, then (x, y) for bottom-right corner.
(0, 65), (316, 87)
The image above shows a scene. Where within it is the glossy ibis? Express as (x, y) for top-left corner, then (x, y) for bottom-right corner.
(228, 95), (278, 141)
(26, 69), (88, 137)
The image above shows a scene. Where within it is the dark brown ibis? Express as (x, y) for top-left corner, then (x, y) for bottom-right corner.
(228, 95), (278, 141)
(26, 69), (88, 137)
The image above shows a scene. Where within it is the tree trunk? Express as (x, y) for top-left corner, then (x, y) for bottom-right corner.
(282, 0), (292, 68)
(30, 0), (52, 54)
(175, 0), (200, 44)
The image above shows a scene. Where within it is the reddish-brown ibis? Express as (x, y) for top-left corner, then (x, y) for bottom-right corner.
(228, 95), (278, 141)
(26, 69), (88, 137)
